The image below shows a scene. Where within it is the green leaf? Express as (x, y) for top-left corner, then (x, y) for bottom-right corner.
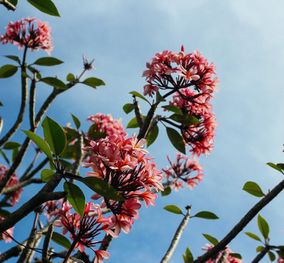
(5, 55), (20, 64)
(123, 103), (134, 114)
(267, 162), (283, 173)
(257, 214), (270, 240)
(166, 127), (186, 154)
(64, 182), (85, 217)
(127, 117), (139, 128)
(42, 117), (66, 156)
(66, 73), (75, 82)
(23, 130), (53, 161)
(183, 247), (193, 263)
(129, 91), (150, 103)
(268, 251), (276, 262)
(161, 186), (171, 196)
(146, 124), (159, 147)
(164, 205), (183, 215)
(33, 57), (63, 66)
(81, 177), (123, 201)
(41, 169), (55, 182)
(202, 234), (219, 246)
(256, 246), (265, 252)
(276, 163), (284, 170)
(245, 232), (262, 242)
(0, 149), (10, 164)
(229, 253), (242, 260)
(3, 141), (21, 150)
(82, 77), (105, 88)
(51, 232), (71, 249)
(193, 211), (219, 220)
(0, 65), (18, 78)
(40, 77), (67, 90)
(242, 181), (265, 197)
(169, 114), (200, 125)
(71, 114), (81, 129)
(162, 105), (183, 115)
(27, 0), (60, 16)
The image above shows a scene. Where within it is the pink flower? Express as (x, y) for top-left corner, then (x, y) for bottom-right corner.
(163, 154), (203, 190)
(94, 250), (110, 263)
(0, 18), (53, 52)
(203, 245), (242, 263)
(0, 165), (22, 206)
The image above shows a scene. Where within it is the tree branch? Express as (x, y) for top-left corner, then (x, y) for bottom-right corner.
(0, 56), (28, 147)
(251, 246), (269, 263)
(193, 179), (284, 262)
(0, 173), (65, 233)
(160, 206), (191, 263)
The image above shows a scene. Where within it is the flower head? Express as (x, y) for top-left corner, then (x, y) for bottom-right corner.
(60, 202), (110, 254)
(87, 114), (127, 140)
(0, 18), (53, 52)
(143, 47), (218, 98)
(85, 133), (162, 235)
(163, 154), (203, 190)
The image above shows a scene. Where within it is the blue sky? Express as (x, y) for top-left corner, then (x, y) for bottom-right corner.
(0, 0), (284, 262)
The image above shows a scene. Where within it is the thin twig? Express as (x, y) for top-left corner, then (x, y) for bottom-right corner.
(42, 224), (53, 263)
(160, 206), (191, 263)
(0, 0), (16, 11)
(17, 211), (39, 262)
(21, 157), (49, 181)
(29, 74), (36, 130)
(133, 95), (144, 127)
(2, 178), (42, 194)
(20, 149), (41, 181)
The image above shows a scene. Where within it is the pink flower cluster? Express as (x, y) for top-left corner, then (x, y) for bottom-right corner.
(171, 88), (216, 156)
(0, 164), (22, 206)
(163, 154), (203, 190)
(85, 134), (163, 235)
(60, 202), (110, 262)
(203, 245), (242, 263)
(87, 113), (127, 139)
(84, 114), (163, 235)
(0, 18), (53, 52)
(143, 47), (218, 97)
(143, 47), (217, 156)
